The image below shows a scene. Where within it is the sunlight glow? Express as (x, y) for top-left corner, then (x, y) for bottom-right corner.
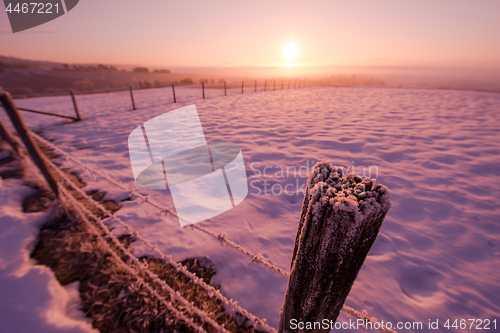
(283, 41), (298, 63)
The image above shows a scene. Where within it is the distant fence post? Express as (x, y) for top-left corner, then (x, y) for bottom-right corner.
(69, 90), (81, 121)
(278, 162), (391, 333)
(224, 81), (227, 96)
(129, 86), (136, 110)
(0, 92), (59, 197)
(0, 118), (19, 153)
(254, 80), (257, 92)
(288, 80), (290, 89)
(171, 83), (176, 103)
(202, 82), (205, 99)
(171, 82), (177, 103)
(264, 80), (267, 91)
(281, 81), (283, 90)
(274, 80), (276, 91)
(241, 81), (244, 94)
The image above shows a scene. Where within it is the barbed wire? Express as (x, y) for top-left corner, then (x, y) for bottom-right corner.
(38, 145), (276, 333)
(59, 185), (210, 333)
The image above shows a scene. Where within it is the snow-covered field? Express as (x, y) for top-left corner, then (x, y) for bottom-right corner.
(2, 85), (500, 331)
(0, 163), (97, 333)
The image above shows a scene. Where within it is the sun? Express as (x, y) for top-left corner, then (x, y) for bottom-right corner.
(283, 41), (298, 63)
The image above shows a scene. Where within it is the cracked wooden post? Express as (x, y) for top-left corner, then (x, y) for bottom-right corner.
(279, 161), (391, 333)
(171, 83), (176, 103)
(129, 86), (136, 110)
(0, 92), (59, 197)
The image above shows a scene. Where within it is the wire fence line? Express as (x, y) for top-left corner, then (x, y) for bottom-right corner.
(11, 78), (328, 122)
(31, 131), (290, 276)
(45, 158), (235, 332)
(37, 140), (276, 333)
(30, 130), (397, 333)
(60, 185), (210, 333)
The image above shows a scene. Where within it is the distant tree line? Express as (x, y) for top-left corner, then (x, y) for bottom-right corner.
(198, 78), (225, 84)
(0, 59), (31, 71)
(58, 64), (119, 72)
(153, 69), (171, 74)
(131, 68), (172, 74)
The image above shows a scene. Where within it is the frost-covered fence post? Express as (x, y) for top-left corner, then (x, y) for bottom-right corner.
(278, 162), (391, 333)
(69, 90), (81, 121)
(129, 86), (136, 110)
(171, 83), (176, 103)
(0, 92), (59, 197)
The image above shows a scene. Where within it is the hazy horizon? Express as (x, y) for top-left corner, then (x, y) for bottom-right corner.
(2, 53), (500, 92)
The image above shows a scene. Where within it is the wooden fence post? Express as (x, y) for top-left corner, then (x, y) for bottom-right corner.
(224, 81), (227, 96)
(278, 162), (391, 333)
(171, 83), (177, 103)
(264, 80), (267, 91)
(0, 118), (19, 153)
(241, 81), (244, 94)
(202, 82), (205, 99)
(274, 80), (276, 91)
(69, 90), (81, 121)
(0, 92), (59, 197)
(255, 80), (257, 92)
(129, 86), (136, 110)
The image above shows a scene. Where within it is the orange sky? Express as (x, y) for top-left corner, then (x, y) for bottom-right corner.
(1, 0), (500, 69)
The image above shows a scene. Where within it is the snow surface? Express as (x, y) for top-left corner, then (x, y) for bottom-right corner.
(0, 175), (97, 333)
(2, 85), (500, 331)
